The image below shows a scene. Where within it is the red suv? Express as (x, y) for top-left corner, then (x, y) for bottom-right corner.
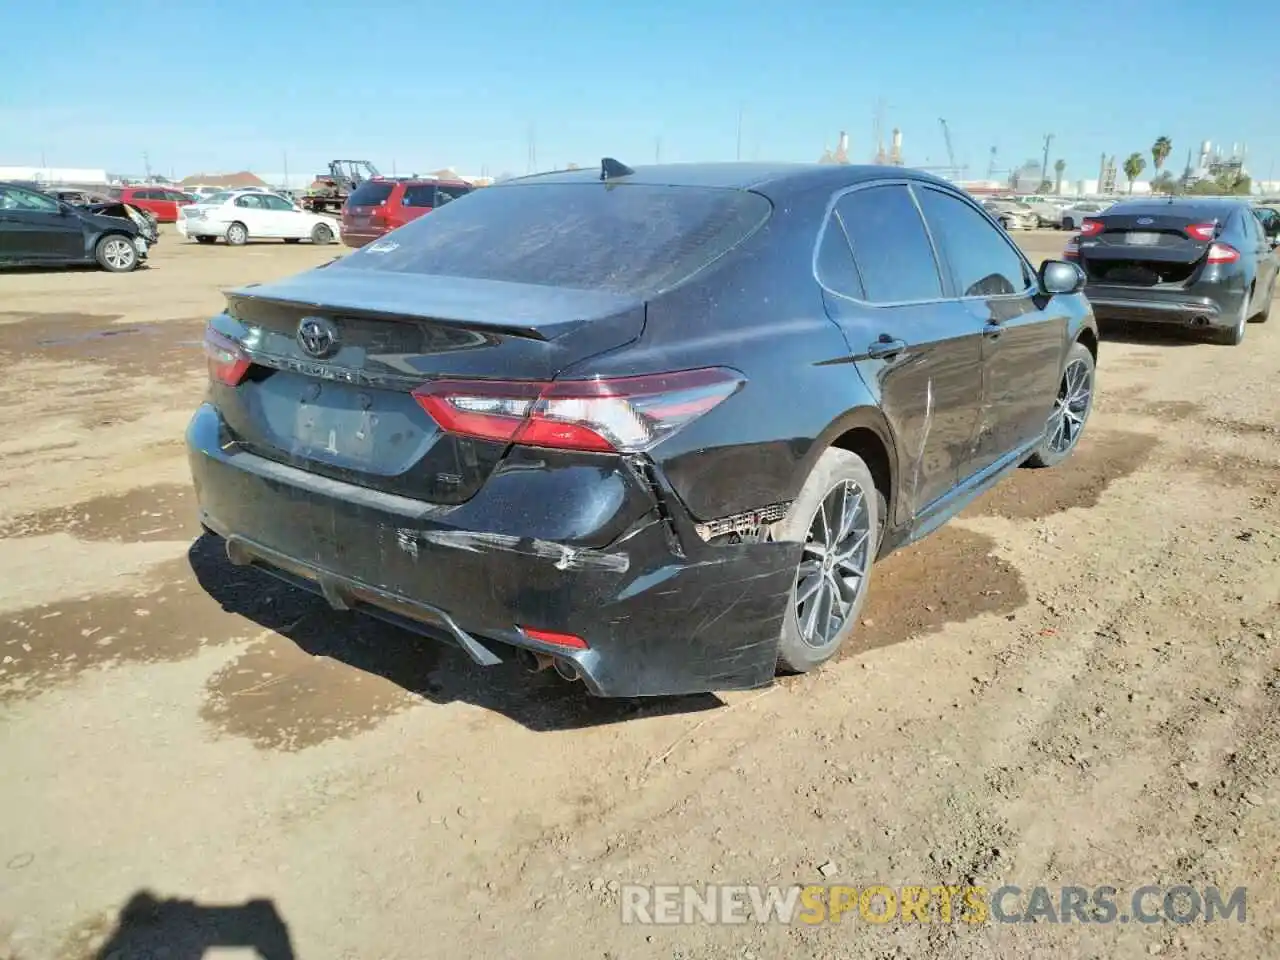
(112, 186), (194, 223)
(341, 178), (473, 248)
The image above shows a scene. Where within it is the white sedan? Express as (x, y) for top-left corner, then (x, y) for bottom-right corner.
(177, 190), (341, 245)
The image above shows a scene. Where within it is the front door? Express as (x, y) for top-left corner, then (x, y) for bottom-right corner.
(0, 185), (83, 261)
(821, 182), (986, 524)
(913, 185), (1065, 474)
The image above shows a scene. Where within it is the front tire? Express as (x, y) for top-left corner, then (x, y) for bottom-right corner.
(310, 223), (334, 244)
(774, 448), (880, 674)
(95, 235), (138, 273)
(1026, 341), (1095, 468)
(225, 222), (249, 246)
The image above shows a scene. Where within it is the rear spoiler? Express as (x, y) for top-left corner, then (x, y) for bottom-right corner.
(226, 267), (645, 343)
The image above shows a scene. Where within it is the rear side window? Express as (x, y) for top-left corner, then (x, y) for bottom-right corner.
(815, 214), (865, 300)
(836, 185), (942, 303)
(348, 182), (394, 206)
(339, 182), (772, 296)
(402, 184), (436, 208)
(435, 184), (471, 205)
(915, 187), (1030, 297)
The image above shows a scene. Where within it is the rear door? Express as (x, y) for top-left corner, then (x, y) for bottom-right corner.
(0, 185), (83, 261)
(399, 183), (436, 227)
(820, 182), (985, 524)
(914, 184), (1066, 471)
(232, 193), (274, 236)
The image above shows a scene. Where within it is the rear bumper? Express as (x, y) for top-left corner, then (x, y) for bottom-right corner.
(1084, 284), (1243, 328)
(186, 403), (799, 697)
(340, 230), (382, 249)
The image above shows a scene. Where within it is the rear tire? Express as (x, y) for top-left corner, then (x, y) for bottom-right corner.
(1026, 341), (1095, 468)
(95, 234), (138, 273)
(774, 448), (880, 674)
(1250, 280), (1273, 323)
(1215, 295), (1248, 345)
(225, 222), (249, 246)
(1062, 217), (1076, 231)
(310, 223), (334, 244)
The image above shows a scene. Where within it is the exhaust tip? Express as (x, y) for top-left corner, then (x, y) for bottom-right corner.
(554, 658), (582, 683)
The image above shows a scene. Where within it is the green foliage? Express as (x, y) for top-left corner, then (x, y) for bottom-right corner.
(1151, 136), (1173, 173)
(1122, 152), (1147, 192)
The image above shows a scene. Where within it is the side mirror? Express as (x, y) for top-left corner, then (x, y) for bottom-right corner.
(1040, 259), (1084, 295)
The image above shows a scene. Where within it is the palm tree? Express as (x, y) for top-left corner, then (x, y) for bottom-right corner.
(1151, 136), (1173, 177)
(1053, 158), (1066, 194)
(1123, 152), (1147, 193)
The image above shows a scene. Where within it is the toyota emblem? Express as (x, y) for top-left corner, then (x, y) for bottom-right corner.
(297, 316), (339, 359)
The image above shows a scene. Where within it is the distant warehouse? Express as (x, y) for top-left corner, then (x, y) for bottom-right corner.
(0, 166), (109, 184)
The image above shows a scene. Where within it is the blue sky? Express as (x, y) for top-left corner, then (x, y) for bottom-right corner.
(2, 0), (1278, 183)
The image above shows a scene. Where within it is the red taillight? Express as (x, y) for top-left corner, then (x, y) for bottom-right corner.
(1206, 242), (1240, 264)
(520, 626), (588, 650)
(203, 328), (250, 386)
(1080, 219), (1104, 237)
(1063, 238), (1079, 259)
(412, 367), (745, 454)
(1186, 222), (1217, 242)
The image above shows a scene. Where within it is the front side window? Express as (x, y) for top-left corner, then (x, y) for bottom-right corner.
(0, 186), (59, 212)
(836, 184), (942, 304)
(916, 187), (1030, 298)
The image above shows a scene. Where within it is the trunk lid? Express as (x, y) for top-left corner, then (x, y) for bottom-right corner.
(1080, 212), (1220, 286)
(212, 267), (645, 504)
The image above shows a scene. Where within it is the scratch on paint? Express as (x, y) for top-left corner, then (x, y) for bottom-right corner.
(395, 529), (419, 560)
(912, 377), (934, 511)
(396, 528), (629, 573)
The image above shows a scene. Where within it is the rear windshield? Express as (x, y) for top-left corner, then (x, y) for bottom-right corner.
(347, 182), (395, 206)
(336, 181), (772, 295)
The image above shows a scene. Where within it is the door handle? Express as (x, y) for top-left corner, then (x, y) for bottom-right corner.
(867, 336), (907, 359)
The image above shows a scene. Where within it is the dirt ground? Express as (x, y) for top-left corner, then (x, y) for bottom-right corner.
(1, 228), (1277, 959)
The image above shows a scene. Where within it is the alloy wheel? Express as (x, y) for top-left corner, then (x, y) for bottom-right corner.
(794, 479), (873, 647)
(1047, 357), (1093, 455)
(102, 239), (135, 270)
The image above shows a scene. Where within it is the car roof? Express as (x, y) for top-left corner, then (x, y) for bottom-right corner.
(500, 162), (959, 200)
(1103, 197), (1247, 216)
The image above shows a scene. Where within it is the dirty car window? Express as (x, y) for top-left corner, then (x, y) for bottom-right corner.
(336, 182), (772, 295)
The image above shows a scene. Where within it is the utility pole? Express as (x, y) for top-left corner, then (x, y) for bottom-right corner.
(655, 137), (661, 164)
(735, 107), (743, 161)
(283, 150), (289, 189)
(1041, 133), (1054, 188)
(526, 124), (537, 175)
(143, 151), (152, 180)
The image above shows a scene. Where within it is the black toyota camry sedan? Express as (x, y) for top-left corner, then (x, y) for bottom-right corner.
(187, 161), (1098, 696)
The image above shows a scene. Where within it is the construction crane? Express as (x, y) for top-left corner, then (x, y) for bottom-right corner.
(938, 118), (958, 180)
